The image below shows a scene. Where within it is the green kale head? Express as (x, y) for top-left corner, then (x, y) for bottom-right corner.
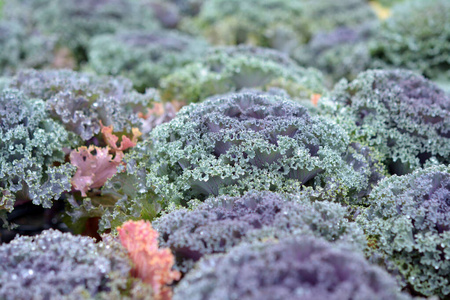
(0, 89), (75, 214)
(88, 30), (209, 92)
(160, 45), (326, 104)
(330, 69), (450, 175)
(358, 165), (450, 298)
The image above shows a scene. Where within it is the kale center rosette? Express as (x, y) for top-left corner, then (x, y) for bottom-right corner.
(139, 91), (379, 205)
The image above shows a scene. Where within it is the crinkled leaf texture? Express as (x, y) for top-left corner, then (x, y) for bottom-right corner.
(330, 69), (450, 175)
(153, 190), (367, 273)
(137, 91), (383, 206)
(70, 146), (124, 197)
(160, 45), (326, 104)
(9, 69), (151, 141)
(358, 165), (450, 298)
(118, 220), (180, 300)
(174, 236), (410, 300)
(0, 229), (154, 300)
(0, 89), (75, 212)
(88, 30), (209, 91)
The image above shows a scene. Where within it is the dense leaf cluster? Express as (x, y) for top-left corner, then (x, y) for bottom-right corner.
(160, 45), (325, 104)
(3, 0), (159, 62)
(358, 165), (450, 298)
(0, 89), (75, 213)
(174, 236), (410, 300)
(293, 25), (375, 83)
(8, 69), (151, 141)
(187, 0), (376, 55)
(88, 30), (209, 91)
(371, 0), (450, 81)
(330, 69), (450, 174)
(119, 91), (383, 208)
(0, 20), (55, 76)
(153, 190), (366, 272)
(0, 229), (153, 300)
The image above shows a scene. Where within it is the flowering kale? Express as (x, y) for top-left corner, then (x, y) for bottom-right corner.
(0, 229), (154, 300)
(187, 0), (375, 55)
(118, 91), (383, 209)
(293, 25), (375, 83)
(88, 30), (209, 92)
(160, 45), (325, 104)
(4, 0), (159, 62)
(174, 236), (410, 300)
(153, 190), (366, 272)
(372, 0), (450, 80)
(0, 89), (75, 213)
(9, 69), (151, 141)
(299, 0), (377, 36)
(330, 69), (450, 175)
(0, 20), (56, 76)
(189, 0), (305, 52)
(358, 165), (450, 298)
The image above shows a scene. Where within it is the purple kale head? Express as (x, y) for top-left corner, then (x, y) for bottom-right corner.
(0, 89), (75, 213)
(139, 91), (381, 206)
(174, 236), (409, 300)
(0, 229), (152, 299)
(358, 165), (450, 298)
(9, 69), (150, 141)
(153, 190), (366, 272)
(331, 69), (450, 175)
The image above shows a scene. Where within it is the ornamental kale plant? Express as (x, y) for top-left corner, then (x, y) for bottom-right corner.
(358, 165), (450, 298)
(371, 0), (450, 81)
(293, 25), (375, 83)
(160, 45), (325, 104)
(109, 91), (384, 215)
(3, 0), (159, 62)
(174, 236), (410, 300)
(187, 0), (376, 55)
(0, 89), (75, 214)
(0, 229), (154, 300)
(8, 69), (151, 141)
(153, 190), (366, 272)
(0, 20), (56, 76)
(330, 69), (450, 175)
(88, 30), (209, 92)
(187, 0), (305, 52)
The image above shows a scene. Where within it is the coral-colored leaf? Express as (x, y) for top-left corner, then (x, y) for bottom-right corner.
(117, 220), (180, 300)
(70, 146), (123, 197)
(101, 122), (141, 152)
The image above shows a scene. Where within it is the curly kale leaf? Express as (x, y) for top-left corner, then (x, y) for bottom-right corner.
(371, 0), (450, 80)
(88, 30), (209, 92)
(115, 91), (383, 210)
(160, 45), (326, 104)
(0, 229), (154, 299)
(330, 69), (450, 175)
(174, 236), (410, 300)
(358, 165), (450, 298)
(0, 89), (75, 213)
(9, 69), (151, 141)
(153, 190), (367, 273)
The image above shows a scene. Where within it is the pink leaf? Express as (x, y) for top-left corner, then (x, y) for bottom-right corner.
(118, 220), (181, 300)
(70, 146), (123, 196)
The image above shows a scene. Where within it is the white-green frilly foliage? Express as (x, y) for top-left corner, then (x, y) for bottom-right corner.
(160, 45), (326, 104)
(329, 69), (450, 175)
(371, 0), (450, 81)
(357, 165), (450, 298)
(0, 89), (76, 213)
